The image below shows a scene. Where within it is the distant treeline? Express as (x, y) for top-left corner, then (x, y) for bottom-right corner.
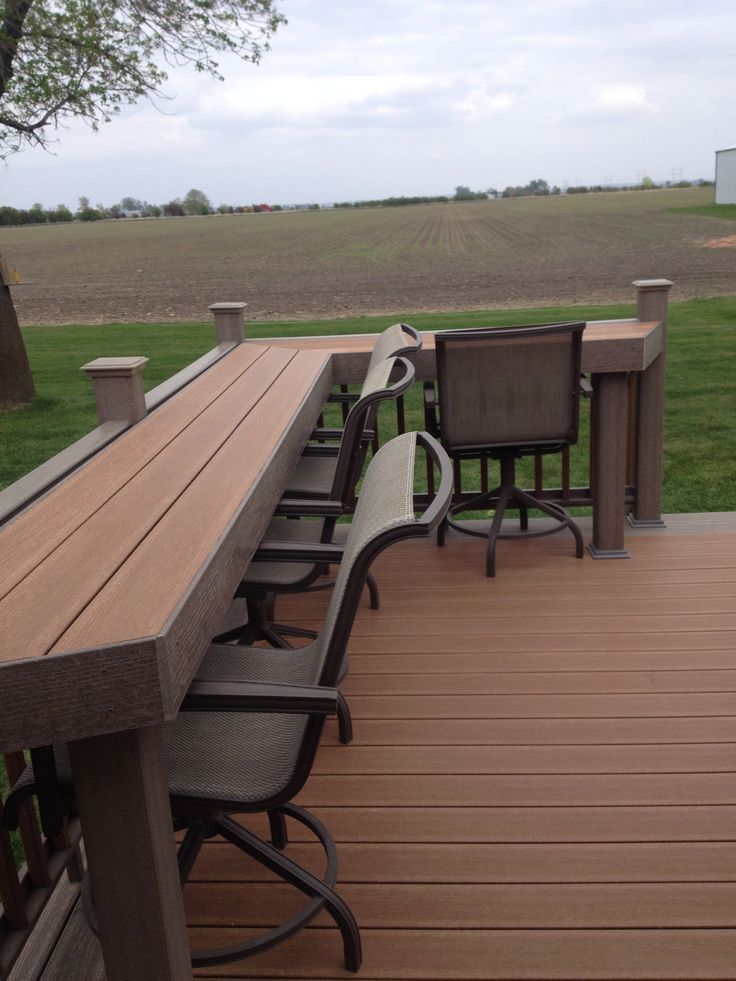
(1, 178), (715, 226)
(333, 195), (451, 208)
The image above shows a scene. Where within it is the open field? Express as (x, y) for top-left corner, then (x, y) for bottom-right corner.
(2, 187), (735, 326)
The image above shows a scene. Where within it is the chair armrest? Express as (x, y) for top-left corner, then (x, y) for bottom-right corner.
(310, 427), (345, 440)
(182, 680), (339, 716)
(254, 541), (345, 564)
(423, 381), (439, 436)
(579, 375), (593, 398)
(309, 426), (376, 442)
(274, 498), (344, 516)
(302, 443), (340, 457)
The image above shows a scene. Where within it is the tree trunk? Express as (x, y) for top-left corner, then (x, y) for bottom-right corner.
(0, 268), (36, 407)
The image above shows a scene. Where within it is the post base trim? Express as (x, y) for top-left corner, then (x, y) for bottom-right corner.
(627, 514), (667, 528)
(587, 544), (630, 560)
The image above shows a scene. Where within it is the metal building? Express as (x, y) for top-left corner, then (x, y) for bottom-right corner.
(715, 146), (736, 203)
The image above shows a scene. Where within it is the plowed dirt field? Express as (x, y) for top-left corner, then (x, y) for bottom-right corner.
(3, 188), (734, 325)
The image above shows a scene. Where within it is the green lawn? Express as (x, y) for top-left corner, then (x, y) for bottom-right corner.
(668, 203), (736, 220)
(2, 296), (736, 513)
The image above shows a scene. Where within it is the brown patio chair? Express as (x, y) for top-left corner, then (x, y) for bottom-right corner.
(3, 431), (454, 974)
(214, 354), (416, 649)
(321, 321), (422, 443)
(424, 322), (587, 576)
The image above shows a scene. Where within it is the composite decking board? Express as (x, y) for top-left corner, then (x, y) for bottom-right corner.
(236, 804), (736, 842)
(343, 613), (736, 635)
(0, 347), (297, 662)
(189, 928), (736, 979)
(347, 716), (736, 745)
(293, 579), (736, 602)
(343, 670), (736, 695)
(0, 342), (267, 601)
(309, 743), (736, 775)
(336, 692), (736, 717)
(348, 650), (736, 671)
(295, 773), (736, 807)
(192, 840), (736, 883)
(52, 350), (330, 654)
(185, 880), (736, 928)
(344, 629), (736, 654)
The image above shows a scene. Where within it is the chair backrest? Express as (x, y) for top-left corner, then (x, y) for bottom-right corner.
(435, 322), (585, 454)
(330, 354), (415, 504)
(318, 431), (452, 686)
(368, 322), (422, 372)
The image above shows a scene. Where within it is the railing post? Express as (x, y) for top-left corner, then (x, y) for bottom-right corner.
(81, 357), (149, 424)
(629, 279), (673, 526)
(209, 302), (247, 343)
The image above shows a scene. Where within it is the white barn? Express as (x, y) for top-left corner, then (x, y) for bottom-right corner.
(715, 146), (736, 203)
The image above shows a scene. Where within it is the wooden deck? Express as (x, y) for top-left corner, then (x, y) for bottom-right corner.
(186, 513), (736, 979)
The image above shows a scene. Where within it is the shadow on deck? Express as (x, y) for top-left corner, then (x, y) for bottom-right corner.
(20, 513), (736, 980)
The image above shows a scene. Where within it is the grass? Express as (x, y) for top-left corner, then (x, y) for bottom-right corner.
(1, 297), (735, 513)
(668, 203), (736, 220)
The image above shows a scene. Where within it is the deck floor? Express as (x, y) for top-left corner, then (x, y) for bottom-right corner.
(187, 514), (736, 979)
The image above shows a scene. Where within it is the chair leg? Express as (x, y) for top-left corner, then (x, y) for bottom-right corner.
(269, 622), (317, 641)
(337, 691), (354, 745)
(486, 485), (512, 578)
(188, 809), (361, 972)
(366, 572), (380, 610)
(177, 822), (212, 886)
(513, 487), (585, 558)
(268, 808), (288, 849)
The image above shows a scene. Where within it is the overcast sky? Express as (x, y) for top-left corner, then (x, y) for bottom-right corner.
(2, 0), (735, 209)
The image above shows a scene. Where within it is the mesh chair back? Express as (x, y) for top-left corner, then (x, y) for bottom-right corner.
(330, 355), (414, 503)
(368, 322), (421, 371)
(315, 432), (419, 684)
(436, 322), (585, 452)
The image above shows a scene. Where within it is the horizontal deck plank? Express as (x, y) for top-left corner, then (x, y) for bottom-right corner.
(185, 881), (736, 928)
(190, 927), (736, 979)
(296, 773), (736, 807)
(343, 691), (736, 718)
(234, 804), (736, 843)
(193, 840), (736, 883)
(311, 743), (736, 774)
(346, 716), (736, 744)
(343, 669), (736, 695)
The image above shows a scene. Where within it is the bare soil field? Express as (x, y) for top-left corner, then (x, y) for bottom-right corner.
(2, 187), (735, 326)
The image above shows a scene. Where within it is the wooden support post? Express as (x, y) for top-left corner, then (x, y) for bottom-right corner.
(68, 726), (193, 981)
(629, 279), (673, 527)
(589, 371), (630, 558)
(209, 302), (247, 344)
(81, 357), (148, 424)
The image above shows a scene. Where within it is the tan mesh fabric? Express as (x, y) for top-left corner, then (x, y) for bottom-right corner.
(319, 432), (417, 658)
(368, 323), (412, 371)
(198, 641), (322, 686)
(440, 332), (577, 449)
(162, 710), (307, 803)
(356, 356), (395, 402)
(285, 454), (338, 497)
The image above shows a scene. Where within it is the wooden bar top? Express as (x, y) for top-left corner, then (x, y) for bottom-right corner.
(250, 319), (664, 381)
(0, 343), (332, 750)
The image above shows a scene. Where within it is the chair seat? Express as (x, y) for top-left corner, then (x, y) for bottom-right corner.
(243, 520), (349, 587)
(163, 709), (307, 806)
(284, 454), (338, 498)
